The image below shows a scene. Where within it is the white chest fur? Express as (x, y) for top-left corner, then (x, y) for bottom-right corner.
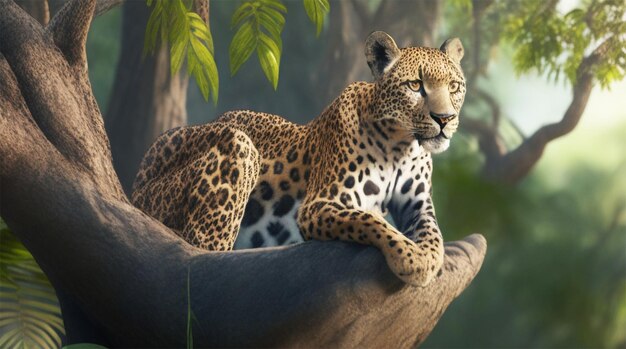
(355, 139), (429, 215)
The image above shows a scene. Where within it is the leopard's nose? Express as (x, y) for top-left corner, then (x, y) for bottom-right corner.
(429, 112), (456, 128)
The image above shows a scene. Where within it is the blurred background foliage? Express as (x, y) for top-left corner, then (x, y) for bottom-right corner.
(1, 0), (625, 347)
(0, 221), (64, 348)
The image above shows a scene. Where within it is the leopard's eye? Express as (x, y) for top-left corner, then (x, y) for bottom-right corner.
(407, 80), (422, 92)
(449, 81), (460, 93)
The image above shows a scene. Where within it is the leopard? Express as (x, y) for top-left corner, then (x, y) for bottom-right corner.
(131, 31), (466, 286)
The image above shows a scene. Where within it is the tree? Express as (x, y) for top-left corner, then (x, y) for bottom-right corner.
(455, 0), (625, 184)
(0, 0), (485, 347)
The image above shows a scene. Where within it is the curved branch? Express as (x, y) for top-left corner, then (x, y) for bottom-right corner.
(458, 1), (611, 185)
(0, 0), (486, 347)
(481, 39), (611, 184)
(463, 36), (613, 185)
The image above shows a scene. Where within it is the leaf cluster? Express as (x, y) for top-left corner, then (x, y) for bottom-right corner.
(502, 0), (626, 88)
(145, 0), (330, 98)
(145, 0), (219, 103)
(229, 0), (287, 90)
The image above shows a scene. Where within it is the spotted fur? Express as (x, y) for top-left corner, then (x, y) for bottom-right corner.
(132, 31), (466, 286)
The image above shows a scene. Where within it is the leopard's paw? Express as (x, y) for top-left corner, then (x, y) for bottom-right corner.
(382, 239), (443, 287)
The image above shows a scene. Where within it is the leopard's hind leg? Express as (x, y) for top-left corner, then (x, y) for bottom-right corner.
(132, 124), (260, 251)
(181, 126), (260, 251)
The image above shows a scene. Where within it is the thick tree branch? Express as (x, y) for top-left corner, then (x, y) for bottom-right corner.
(0, 0), (124, 199)
(0, 0), (486, 347)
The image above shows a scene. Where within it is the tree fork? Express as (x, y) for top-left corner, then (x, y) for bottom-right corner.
(0, 0), (486, 347)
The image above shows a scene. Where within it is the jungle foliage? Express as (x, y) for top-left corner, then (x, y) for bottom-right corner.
(0, 220), (64, 349)
(144, 0), (329, 101)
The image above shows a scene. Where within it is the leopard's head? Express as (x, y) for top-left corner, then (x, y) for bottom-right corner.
(365, 31), (465, 154)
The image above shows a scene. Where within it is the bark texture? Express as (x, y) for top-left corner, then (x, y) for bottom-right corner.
(0, 0), (486, 347)
(16, 0), (50, 25)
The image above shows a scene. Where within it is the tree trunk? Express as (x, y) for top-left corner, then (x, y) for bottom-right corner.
(105, 1), (189, 195)
(0, 0), (486, 347)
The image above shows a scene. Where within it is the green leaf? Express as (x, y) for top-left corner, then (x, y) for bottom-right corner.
(303, 0), (329, 36)
(231, 2), (254, 28)
(187, 45), (199, 75)
(258, 33), (281, 89)
(259, 6), (286, 28)
(260, 0), (288, 13)
(189, 36), (219, 104)
(189, 13), (214, 52)
(193, 65), (209, 101)
(203, 53), (220, 105)
(229, 0), (286, 88)
(143, 1), (164, 56)
(258, 10), (283, 48)
(229, 21), (257, 75)
(144, 0), (219, 103)
(170, 39), (187, 74)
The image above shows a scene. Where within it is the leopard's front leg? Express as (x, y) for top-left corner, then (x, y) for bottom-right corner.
(389, 171), (445, 286)
(297, 199), (436, 286)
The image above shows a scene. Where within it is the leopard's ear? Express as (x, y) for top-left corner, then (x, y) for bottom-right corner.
(440, 38), (464, 64)
(365, 31), (401, 80)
